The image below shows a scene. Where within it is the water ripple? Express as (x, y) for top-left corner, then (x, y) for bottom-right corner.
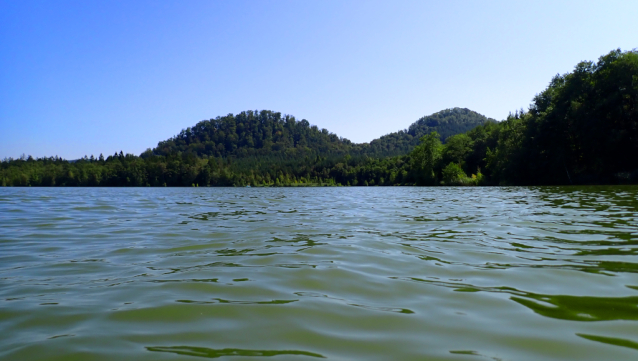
(1, 186), (638, 360)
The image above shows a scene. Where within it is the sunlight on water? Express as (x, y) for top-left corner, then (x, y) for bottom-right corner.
(1, 186), (638, 360)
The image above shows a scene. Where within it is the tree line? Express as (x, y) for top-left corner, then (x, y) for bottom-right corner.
(1, 49), (636, 187)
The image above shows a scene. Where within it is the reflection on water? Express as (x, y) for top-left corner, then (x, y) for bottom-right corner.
(1, 186), (638, 360)
(577, 334), (638, 351)
(393, 276), (638, 321)
(146, 346), (325, 359)
(511, 295), (638, 322)
(175, 298), (297, 305)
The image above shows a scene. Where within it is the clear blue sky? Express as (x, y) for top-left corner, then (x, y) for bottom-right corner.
(1, 0), (637, 159)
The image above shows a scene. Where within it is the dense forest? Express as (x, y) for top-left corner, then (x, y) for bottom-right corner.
(0, 108), (489, 187)
(150, 107), (490, 159)
(1, 49), (637, 187)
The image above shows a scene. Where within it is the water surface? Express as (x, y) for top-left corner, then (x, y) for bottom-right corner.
(1, 186), (638, 360)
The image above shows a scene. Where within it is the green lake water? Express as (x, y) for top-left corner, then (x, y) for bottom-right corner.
(1, 186), (638, 360)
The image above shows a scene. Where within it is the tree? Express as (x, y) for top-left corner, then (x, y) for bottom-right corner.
(442, 162), (466, 185)
(442, 133), (473, 169)
(410, 132), (442, 185)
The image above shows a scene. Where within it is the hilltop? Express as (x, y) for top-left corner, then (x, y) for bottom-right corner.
(148, 107), (491, 160)
(361, 108), (494, 157)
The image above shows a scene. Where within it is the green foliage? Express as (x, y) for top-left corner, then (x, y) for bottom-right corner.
(441, 133), (474, 172)
(474, 172), (485, 186)
(409, 132), (442, 185)
(2, 49), (636, 187)
(1, 107), (485, 187)
(441, 162), (474, 186)
(362, 108), (492, 157)
(442, 162), (464, 184)
(485, 48), (638, 185)
(153, 110), (354, 160)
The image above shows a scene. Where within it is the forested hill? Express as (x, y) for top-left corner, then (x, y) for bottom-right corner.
(151, 110), (354, 159)
(5, 48), (633, 187)
(150, 107), (491, 160)
(361, 108), (494, 157)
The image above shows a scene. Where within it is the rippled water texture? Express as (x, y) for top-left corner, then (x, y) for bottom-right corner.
(2, 186), (638, 360)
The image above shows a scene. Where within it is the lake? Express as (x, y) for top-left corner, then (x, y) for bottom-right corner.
(1, 186), (638, 360)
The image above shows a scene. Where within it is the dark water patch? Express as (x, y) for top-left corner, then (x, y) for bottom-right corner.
(146, 346), (326, 358)
(449, 350), (480, 356)
(511, 295), (638, 322)
(577, 334), (638, 351)
(575, 248), (638, 256)
(175, 298), (297, 305)
(394, 276), (638, 322)
(149, 278), (219, 283)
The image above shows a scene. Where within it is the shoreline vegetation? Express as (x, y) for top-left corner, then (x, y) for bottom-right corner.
(2, 49), (637, 187)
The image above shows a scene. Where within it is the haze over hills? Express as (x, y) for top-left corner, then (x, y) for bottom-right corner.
(149, 107), (493, 160)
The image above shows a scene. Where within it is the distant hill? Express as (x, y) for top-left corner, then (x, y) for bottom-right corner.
(151, 110), (355, 160)
(359, 108), (495, 157)
(4, 48), (635, 188)
(150, 107), (492, 159)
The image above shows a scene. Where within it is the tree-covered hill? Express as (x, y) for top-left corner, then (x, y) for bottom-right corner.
(2, 49), (635, 187)
(360, 108), (494, 157)
(150, 110), (354, 159)
(149, 107), (492, 160)
(0, 107), (490, 187)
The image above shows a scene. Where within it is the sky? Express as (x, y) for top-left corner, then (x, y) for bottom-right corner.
(1, 0), (637, 160)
